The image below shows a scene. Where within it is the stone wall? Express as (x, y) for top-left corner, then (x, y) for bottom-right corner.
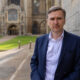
(0, 0), (6, 12)
(61, 0), (80, 35)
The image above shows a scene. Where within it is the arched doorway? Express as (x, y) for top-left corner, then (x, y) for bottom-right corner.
(40, 20), (46, 34)
(8, 25), (18, 35)
(32, 21), (39, 34)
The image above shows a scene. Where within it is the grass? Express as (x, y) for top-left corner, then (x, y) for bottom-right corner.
(0, 36), (37, 51)
(0, 36), (2, 38)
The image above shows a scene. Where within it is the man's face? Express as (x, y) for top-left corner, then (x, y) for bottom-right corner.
(47, 10), (65, 33)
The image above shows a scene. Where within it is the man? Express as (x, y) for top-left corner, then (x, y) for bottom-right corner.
(30, 6), (80, 80)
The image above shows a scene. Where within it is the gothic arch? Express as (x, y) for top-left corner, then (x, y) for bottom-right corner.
(32, 21), (39, 34)
(8, 24), (18, 35)
(40, 20), (46, 34)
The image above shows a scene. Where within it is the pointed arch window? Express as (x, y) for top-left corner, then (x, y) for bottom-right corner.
(8, 9), (18, 21)
(32, 0), (40, 15)
(8, 0), (20, 5)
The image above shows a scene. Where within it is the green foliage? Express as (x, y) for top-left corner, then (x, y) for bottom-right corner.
(0, 36), (37, 50)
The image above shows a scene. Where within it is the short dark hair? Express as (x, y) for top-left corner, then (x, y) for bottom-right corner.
(47, 6), (66, 19)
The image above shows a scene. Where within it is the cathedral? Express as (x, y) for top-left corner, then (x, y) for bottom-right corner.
(0, 0), (80, 36)
(0, 0), (61, 35)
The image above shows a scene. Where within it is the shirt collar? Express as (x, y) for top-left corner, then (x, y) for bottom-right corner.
(49, 30), (64, 41)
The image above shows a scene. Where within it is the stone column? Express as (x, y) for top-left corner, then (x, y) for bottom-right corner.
(39, 0), (46, 14)
(23, 24), (26, 35)
(0, 0), (5, 12)
(20, 0), (24, 11)
(54, 0), (61, 6)
(46, 0), (52, 33)
(19, 24), (21, 36)
(25, 0), (32, 33)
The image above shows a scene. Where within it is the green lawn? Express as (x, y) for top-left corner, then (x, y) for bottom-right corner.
(0, 36), (37, 51)
(0, 36), (2, 38)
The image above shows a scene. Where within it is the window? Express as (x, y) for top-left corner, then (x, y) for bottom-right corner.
(32, 0), (40, 15)
(8, 0), (20, 5)
(8, 9), (18, 21)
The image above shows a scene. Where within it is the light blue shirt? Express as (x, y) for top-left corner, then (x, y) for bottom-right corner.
(45, 31), (64, 80)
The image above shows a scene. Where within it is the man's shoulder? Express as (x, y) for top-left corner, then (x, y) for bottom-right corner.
(65, 30), (80, 40)
(37, 34), (49, 41)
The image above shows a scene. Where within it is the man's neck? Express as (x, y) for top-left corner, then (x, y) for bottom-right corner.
(51, 30), (63, 40)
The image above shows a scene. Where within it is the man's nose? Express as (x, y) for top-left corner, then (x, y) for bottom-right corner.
(54, 19), (58, 24)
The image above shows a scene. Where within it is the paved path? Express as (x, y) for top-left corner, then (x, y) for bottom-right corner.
(0, 35), (35, 80)
(0, 42), (35, 80)
(0, 36), (16, 43)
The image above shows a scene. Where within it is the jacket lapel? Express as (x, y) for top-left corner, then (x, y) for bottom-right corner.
(39, 34), (49, 79)
(43, 35), (49, 61)
(56, 31), (70, 72)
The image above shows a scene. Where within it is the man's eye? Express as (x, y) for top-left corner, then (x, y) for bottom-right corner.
(50, 18), (54, 20)
(57, 18), (62, 20)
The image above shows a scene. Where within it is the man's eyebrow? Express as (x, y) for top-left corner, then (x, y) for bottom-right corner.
(50, 18), (54, 20)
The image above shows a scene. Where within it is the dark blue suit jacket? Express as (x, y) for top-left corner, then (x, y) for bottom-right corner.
(30, 31), (80, 80)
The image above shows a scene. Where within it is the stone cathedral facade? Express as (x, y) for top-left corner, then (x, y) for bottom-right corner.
(0, 0), (80, 36)
(0, 0), (47, 35)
